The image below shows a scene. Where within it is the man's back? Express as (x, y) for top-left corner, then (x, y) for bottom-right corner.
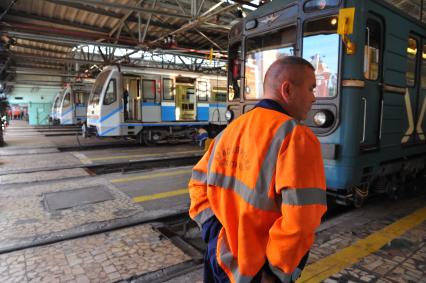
(189, 57), (327, 283)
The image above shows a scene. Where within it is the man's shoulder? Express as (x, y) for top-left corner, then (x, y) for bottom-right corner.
(293, 124), (320, 144)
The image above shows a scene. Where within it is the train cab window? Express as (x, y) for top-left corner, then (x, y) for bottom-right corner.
(406, 37), (418, 87)
(103, 79), (117, 105)
(228, 42), (242, 101)
(364, 19), (381, 81)
(142, 79), (156, 101)
(163, 78), (174, 101)
(54, 95), (62, 108)
(303, 16), (339, 97)
(63, 93), (71, 107)
(245, 26), (296, 100)
(198, 81), (208, 101)
(90, 70), (110, 105)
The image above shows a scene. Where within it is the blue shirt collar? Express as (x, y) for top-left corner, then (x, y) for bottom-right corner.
(254, 99), (289, 116)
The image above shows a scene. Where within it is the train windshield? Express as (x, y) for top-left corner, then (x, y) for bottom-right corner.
(302, 16), (339, 98)
(245, 26), (296, 100)
(53, 96), (61, 109)
(89, 70), (111, 105)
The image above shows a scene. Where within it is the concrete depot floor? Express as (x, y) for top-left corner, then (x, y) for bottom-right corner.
(0, 120), (425, 283)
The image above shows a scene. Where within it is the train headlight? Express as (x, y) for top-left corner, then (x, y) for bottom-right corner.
(313, 110), (334, 127)
(225, 110), (233, 122)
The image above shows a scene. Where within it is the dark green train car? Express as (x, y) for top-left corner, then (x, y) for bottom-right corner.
(226, 0), (426, 205)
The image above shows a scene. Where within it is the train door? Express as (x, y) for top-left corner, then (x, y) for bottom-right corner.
(405, 35), (423, 144)
(124, 76), (140, 121)
(141, 75), (161, 122)
(196, 79), (209, 121)
(416, 40), (426, 142)
(175, 77), (196, 120)
(161, 76), (176, 121)
(99, 72), (120, 136)
(74, 91), (87, 123)
(61, 89), (73, 125)
(360, 16), (383, 151)
(210, 80), (227, 125)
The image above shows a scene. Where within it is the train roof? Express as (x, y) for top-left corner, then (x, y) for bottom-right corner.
(245, 0), (296, 21)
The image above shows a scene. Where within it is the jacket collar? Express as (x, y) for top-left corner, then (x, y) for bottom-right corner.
(255, 99), (289, 116)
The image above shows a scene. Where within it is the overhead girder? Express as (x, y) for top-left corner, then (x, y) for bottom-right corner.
(150, 3), (237, 46)
(49, 0), (193, 19)
(42, 0), (230, 34)
(2, 18), (216, 51)
(12, 43), (70, 55)
(10, 52), (105, 65)
(2, 19), (158, 46)
(5, 29), (148, 51)
(7, 68), (77, 77)
(14, 62), (64, 70)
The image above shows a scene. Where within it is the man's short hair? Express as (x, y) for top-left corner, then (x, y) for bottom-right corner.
(264, 56), (315, 92)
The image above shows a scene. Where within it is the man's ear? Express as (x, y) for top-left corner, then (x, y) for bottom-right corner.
(280, 81), (291, 102)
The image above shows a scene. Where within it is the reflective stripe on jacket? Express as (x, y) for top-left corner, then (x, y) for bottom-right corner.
(189, 101), (327, 283)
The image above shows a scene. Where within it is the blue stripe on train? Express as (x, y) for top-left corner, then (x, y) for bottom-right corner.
(100, 106), (122, 123)
(161, 105), (175, 121)
(99, 126), (119, 136)
(197, 106), (209, 121)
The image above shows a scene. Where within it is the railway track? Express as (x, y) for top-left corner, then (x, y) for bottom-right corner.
(0, 153), (203, 176)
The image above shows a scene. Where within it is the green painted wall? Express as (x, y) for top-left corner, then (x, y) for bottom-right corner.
(7, 84), (62, 125)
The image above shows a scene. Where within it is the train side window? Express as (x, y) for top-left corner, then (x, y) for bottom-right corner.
(103, 79), (117, 105)
(364, 19), (381, 80)
(163, 78), (174, 101)
(406, 37), (418, 87)
(198, 81), (208, 101)
(142, 79), (156, 102)
(63, 93), (70, 107)
(422, 44), (426, 89)
(212, 87), (227, 102)
(75, 92), (84, 105)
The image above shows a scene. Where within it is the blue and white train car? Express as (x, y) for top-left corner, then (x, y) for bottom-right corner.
(54, 82), (93, 125)
(51, 91), (63, 125)
(85, 65), (227, 144)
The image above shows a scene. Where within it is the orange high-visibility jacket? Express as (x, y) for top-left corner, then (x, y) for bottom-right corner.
(189, 105), (327, 283)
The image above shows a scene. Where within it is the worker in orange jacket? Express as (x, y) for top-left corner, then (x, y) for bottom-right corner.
(189, 56), (327, 283)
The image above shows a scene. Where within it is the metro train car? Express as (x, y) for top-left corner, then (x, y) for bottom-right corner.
(51, 82), (93, 125)
(50, 91), (63, 124)
(85, 65), (227, 144)
(225, 0), (426, 206)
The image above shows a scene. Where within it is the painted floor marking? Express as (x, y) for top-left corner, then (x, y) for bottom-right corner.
(299, 206), (426, 282)
(111, 169), (191, 183)
(70, 152), (93, 165)
(132, 188), (188, 203)
(90, 150), (202, 161)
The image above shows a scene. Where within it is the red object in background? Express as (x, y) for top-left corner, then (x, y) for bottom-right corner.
(12, 109), (21, 117)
